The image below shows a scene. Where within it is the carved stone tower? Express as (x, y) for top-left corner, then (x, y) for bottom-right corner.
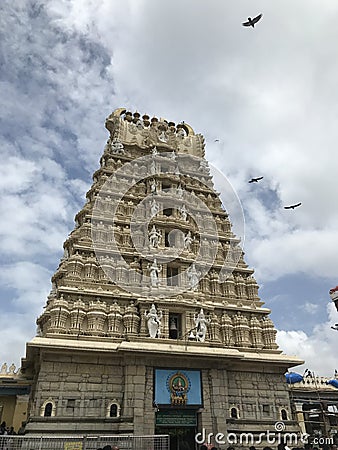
(22, 109), (302, 448)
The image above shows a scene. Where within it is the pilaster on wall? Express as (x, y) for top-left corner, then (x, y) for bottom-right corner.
(122, 361), (147, 434)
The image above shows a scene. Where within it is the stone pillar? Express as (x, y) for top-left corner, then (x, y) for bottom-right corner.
(293, 402), (306, 435)
(139, 305), (148, 337)
(162, 308), (169, 339)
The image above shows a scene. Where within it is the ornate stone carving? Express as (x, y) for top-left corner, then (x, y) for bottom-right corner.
(148, 259), (162, 288)
(220, 312), (234, 346)
(250, 315), (264, 349)
(145, 304), (162, 338)
(87, 299), (107, 335)
(123, 302), (140, 336)
(193, 309), (210, 342)
(105, 109), (205, 157)
(107, 302), (123, 337)
(148, 225), (161, 248)
(233, 312), (250, 347)
(69, 298), (86, 333)
(49, 295), (70, 333)
(187, 263), (200, 291)
(261, 317), (278, 349)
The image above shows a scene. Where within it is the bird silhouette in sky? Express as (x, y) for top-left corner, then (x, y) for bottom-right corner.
(284, 202), (302, 210)
(331, 324), (338, 331)
(242, 13), (263, 28)
(214, 139), (219, 142)
(248, 176), (263, 183)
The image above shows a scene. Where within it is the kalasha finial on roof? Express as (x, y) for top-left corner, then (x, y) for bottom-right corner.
(330, 286), (338, 298)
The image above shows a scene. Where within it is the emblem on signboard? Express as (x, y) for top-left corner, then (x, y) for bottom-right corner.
(167, 372), (191, 406)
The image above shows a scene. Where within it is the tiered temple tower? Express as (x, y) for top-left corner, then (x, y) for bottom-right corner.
(22, 109), (302, 448)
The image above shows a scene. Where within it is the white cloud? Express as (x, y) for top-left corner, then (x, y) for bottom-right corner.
(303, 302), (320, 315)
(1, 0), (338, 372)
(277, 303), (338, 376)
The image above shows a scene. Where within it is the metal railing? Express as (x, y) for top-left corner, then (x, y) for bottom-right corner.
(0, 435), (169, 450)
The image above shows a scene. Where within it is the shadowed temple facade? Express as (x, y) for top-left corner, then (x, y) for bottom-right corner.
(21, 108), (302, 448)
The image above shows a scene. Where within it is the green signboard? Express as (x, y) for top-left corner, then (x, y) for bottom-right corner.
(156, 410), (197, 427)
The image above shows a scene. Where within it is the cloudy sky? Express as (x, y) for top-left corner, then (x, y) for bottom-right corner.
(1, 0), (337, 376)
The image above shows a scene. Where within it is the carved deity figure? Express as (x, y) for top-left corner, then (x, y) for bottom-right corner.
(0, 363), (7, 374)
(150, 198), (160, 217)
(180, 204), (188, 221)
(150, 179), (158, 194)
(149, 225), (161, 248)
(150, 159), (157, 175)
(187, 263), (200, 290)
(199, 159), (210, 173)
(158, 130), (168, 143)
(176, 184), (184, 198)
(145, 304), (163, 338)
(184, 231), (193, 250)
(148, 259), (162, 287)
(151, 146), (158, 156)
(194, 309), (210, 342)
(177, 127), (186, 139)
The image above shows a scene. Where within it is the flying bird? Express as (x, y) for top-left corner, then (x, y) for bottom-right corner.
(214, 139), (219, 142)
(331, 324), (338, 331)
(248, 176), (263, 183)
(242, 13), (263, 28)
(284, 202), (302, 210)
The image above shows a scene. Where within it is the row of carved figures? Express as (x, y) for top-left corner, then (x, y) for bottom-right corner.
(37, 297), (277, 349)
(75, 214), (232, 242)
(98, 152), (211, 179)
(104, 112), (204, 155)
(55, 253), (258, 299)
(86, 189), (227, 228)
(0, 363), (18, 376)
(95, 163), (214, 199)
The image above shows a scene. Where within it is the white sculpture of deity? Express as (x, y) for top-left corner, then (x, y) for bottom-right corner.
(180, 204), (188, 221)
(150, 198), (160, 217)
(187, 262), (200, 290)
(176, 184), (184, 198)
(149, 225), (161, 248)
(148, 259), (162, 287)
(184, 231), (194, 250)
(150, 160), (157, 175)
(150, 179), (158, 194)
(194, 309), (210, 342)
(145, 304), (163, 338)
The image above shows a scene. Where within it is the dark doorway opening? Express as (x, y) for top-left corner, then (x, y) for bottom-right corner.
(155, 426), (197, 450)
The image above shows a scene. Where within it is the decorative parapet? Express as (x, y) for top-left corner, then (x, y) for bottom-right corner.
(0, 363), (20, 377)
(291, 375), (338, 391)
(105, 108), (205, 157)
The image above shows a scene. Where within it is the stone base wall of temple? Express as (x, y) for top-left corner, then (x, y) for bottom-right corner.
(25, 346), (299, 444)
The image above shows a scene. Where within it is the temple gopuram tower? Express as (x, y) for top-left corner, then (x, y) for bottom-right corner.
(22, 108), (302, 448)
